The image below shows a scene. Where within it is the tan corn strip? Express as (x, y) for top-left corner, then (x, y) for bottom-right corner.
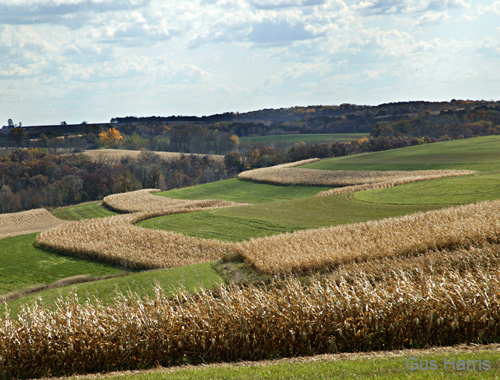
(0, 208), (67, 239)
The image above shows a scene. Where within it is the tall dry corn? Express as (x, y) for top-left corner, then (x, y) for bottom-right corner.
(2, 248), (500, 379)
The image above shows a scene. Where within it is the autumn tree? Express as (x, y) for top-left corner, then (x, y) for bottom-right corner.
(99, 128), (123, 148)
(229, 134), (240, 149)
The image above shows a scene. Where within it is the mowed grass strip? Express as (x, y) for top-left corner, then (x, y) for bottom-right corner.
(156, 178), (332, 204)
(51, 201), (119, 221)
(140, 193), (441, 241)
(103, 350), (500, 380)
(2, 262), (223, 319)
(355, 171), (500, 205)
(302, 135), (500, 172)
(137, 211), (303, 242)
(0, 234), (125, 296)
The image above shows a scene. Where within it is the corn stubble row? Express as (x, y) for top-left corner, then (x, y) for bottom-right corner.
(238, 164), (474, 190)
(36, 203), (242, 270)
(0, 208), (67, 239)
(2, 242), (500, 379)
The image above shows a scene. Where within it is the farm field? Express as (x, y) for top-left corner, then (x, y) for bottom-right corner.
(240, 133), (368, 146)
(3, 135), (500, 379)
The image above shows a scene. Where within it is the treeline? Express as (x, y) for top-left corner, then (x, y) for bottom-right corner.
(371, 108), (500, 139)
(225, 136), (440, 174)
(2, 100), (500, 156)
(0, 149), (229, 213)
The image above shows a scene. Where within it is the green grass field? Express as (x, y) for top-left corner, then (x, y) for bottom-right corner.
(302, 135), (500, 172)
(3, 262), (223, 318)
(156, 178), (332, 204)
(0, 234), (125, 296)
(103, 350), (500, 379)
(355, 172), (500, 205)
(51, 201), (119, 220)
(240, 133), (368, 146)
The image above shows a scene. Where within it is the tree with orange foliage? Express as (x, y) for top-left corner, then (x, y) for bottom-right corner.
(99, 128), (123, 148)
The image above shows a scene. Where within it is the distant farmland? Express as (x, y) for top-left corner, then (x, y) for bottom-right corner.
(240, 133), (367, 147)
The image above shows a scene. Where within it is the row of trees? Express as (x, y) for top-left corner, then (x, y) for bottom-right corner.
(0, 148), (231, 213)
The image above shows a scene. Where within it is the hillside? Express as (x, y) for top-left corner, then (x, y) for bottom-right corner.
(2, 135), (500, 379)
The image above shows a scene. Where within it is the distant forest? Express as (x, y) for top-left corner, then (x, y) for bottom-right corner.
(1, 100), (500, 213)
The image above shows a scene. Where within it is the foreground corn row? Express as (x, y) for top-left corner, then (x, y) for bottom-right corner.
(0, 208), (67, 239)
(2, 243), (500, 379)
(83, 149), (224, 165)
(36, 207), (240, 270)
(103, 189), (227, 213)
(239, 164), (474, 189)
(239, 199), (500, 274)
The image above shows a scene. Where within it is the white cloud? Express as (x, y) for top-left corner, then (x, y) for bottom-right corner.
(477, 1), (500, 15)
(353, 0), (470, 15)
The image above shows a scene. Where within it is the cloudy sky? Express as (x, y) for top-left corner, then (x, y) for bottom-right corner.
(0, 0), (499, 126)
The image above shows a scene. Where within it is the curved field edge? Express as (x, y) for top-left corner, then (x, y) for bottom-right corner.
(154, 178), (333, 204)
(51, 201), (119, 221)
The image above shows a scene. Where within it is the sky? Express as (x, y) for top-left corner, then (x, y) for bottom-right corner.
(0, 0), (499, 126)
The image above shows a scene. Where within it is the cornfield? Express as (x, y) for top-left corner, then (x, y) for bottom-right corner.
(83, 149), (224, 165)
(102, 189), (244, 213)
(2, 241), (500, 379)
(36, 209), (240, 270)
(0, 208), (67, 239)
(239, 199), (500, 274)
(239, 164), (474, 188)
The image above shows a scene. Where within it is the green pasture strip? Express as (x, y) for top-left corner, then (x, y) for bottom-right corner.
(3, 262), (223, 319)
(139, 194), (440, 242)
(355, 172), (500, 205)
(157, 178), (332, 204)
(102, 351), (500, 380)
(240, 133), (367, 145)
(302, 135), (500, 172)
(51, 201), (119, 220)
(0, 234), (125, 296)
